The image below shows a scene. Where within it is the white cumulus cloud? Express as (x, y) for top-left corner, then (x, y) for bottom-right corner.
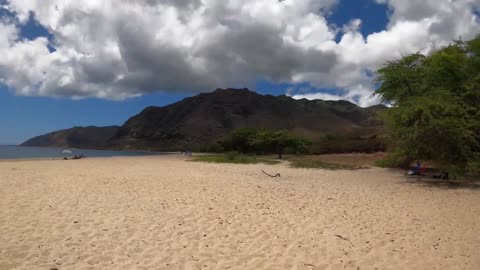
(0, 0), (479, 106)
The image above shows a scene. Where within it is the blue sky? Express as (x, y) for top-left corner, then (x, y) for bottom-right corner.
(1, 0), (477, 144)
(0, 0), (391, 144)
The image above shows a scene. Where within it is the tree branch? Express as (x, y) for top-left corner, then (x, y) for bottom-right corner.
(261, 170), (280, 177)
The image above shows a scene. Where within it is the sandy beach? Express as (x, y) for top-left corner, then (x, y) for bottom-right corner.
(1, 155), (479, 270)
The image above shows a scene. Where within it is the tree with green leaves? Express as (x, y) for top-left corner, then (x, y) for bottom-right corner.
(250, 130), (311, 159)
(224, 128), (258, 153)
(375, 36), (480, 174)
(221, 128), (312, 159)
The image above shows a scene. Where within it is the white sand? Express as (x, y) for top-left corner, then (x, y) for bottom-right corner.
(1, 155), (479, 270)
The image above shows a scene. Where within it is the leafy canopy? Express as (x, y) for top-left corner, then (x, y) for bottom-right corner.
(221, 128), (312, 159)
(375, 36), (480, 174)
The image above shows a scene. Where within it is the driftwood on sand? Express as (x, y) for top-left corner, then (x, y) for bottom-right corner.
(261, 170), (280, 177)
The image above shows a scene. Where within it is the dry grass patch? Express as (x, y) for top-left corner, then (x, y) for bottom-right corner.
(288, 152), (387, 170)
(191, 152), (280, 165)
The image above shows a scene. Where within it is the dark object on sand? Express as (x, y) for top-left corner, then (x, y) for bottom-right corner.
(335, 234), (350, 241)
(433, 172), (450, 180)
(65, 154), (86, 160)
(262, 170), (280, 177)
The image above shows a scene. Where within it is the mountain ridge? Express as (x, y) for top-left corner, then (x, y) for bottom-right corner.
(22, 88), (386, 153)
(21, 126), (120, 149)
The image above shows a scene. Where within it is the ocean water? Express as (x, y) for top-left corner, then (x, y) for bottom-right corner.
(0, 145), (162, 160)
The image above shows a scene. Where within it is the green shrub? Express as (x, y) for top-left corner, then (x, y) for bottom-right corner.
(466, 158), (480, 176)
(375, 151), (410, 168)
(225, 151), (244, 161)
(220, 128), (312, 159)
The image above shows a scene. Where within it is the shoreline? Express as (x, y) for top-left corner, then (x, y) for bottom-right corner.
(0, 153), (180, 163)
(0, 145), (179, 161)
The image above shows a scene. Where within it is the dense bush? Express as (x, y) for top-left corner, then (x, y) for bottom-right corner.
(375, 36), (480, 175)
(220, 128), (312, 159)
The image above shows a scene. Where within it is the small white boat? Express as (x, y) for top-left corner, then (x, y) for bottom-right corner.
(62, 149), (73, 154)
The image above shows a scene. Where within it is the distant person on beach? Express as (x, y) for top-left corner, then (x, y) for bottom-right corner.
(68, 154), (86, 160)
(408, 161), (422, 175)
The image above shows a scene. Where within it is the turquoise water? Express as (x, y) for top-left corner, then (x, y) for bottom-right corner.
(0, 145), (162, 160)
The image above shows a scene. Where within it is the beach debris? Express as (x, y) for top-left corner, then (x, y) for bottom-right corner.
(261, 170), (280, 177)
(334, 234), (350, 241)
